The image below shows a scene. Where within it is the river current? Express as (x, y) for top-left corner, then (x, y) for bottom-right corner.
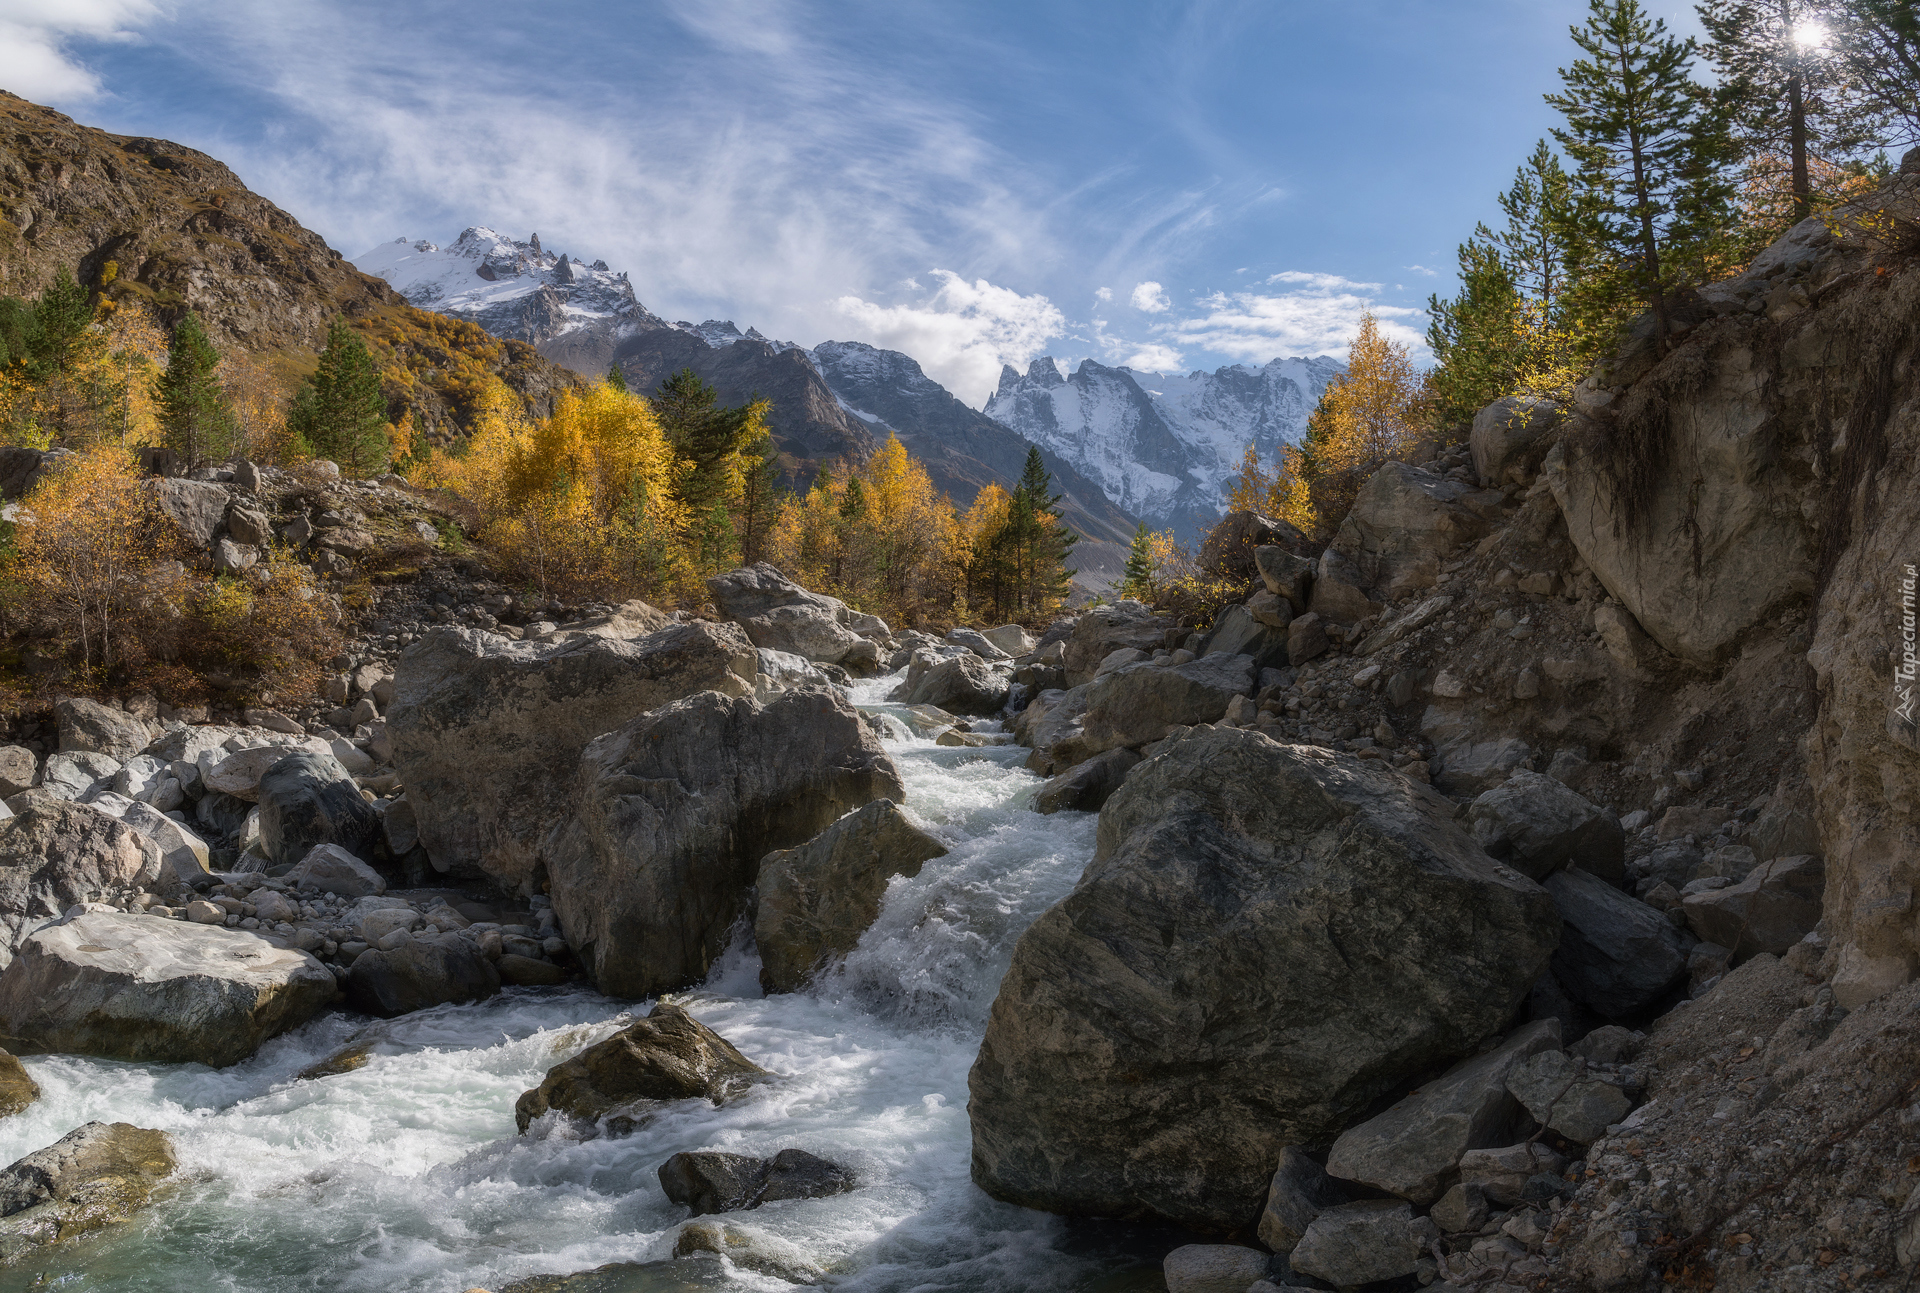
(4, 676), (1162, 1292)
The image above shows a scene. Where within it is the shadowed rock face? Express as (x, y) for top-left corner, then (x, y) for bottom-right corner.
(969, 728), (1559, 1231)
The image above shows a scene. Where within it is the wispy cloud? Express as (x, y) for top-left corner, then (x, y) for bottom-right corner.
(1170, 273), (1427, 363)
(1405, 264), (1439, 276)
(0, 0), (157, 100)
(833, 271), (1066, 405)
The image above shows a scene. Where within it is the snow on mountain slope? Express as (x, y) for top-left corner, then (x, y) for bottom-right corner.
(985, 354), (1344, 538)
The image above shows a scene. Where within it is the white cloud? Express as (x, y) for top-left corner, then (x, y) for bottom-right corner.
(1167, 272), (1427, 363)
(1405, 264), (1439, 277)
(1093, 286), (1112, 302)
(0, 0), (157, 101)
(1117, 341), (1184, 372)
(1130, 280), (1171, 313)
(834, 270), (1066, 405)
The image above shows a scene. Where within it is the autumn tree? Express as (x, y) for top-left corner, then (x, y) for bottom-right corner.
(156, 311), (237, 468)
(289, 318), (388, 476)
(1285, 314), (1425, 541)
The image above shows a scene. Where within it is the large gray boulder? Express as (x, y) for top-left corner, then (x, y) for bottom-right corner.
(1078, 654), (1254, 755)
(1468, 769), (1626, 883)
(1012, 685), (1093, 777)
(705, 563), (867, 664)
(1326, 461), (1489, 599)
(898, 652), (1009, 716)
(515, 1002), (768, 1132)
(83, 794), (210, 882)
(1289, 1200), (1425, 1288)
(345, 933), (501, 1018)
(1471, 396), (1563, 487)
(968, 728), (1560, 1230)
(387, 622), (758, 892)
(1062, 603), (1175, 687)
(142, 477), (229, 549)
(0, 802), (159, 971)
(1256, 1147), (1348, 1252)
(257, 752), (383, 866)
(0, 913), (334, 1066)
(755, 800), (948, 993)
(549, 688), (903, 998)
(0, 1122), (175, 1266)
(1197, 605), (1289, 671)
(54, 698), (150, 761)
(1545, 867), (1688, 1017)
(1682, 853), (1824, 958)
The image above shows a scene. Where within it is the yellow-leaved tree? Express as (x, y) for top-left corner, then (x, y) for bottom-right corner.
(1281, 313), (1426, 541)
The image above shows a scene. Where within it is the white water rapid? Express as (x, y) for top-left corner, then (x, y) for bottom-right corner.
(4, 676), (1165, 1292)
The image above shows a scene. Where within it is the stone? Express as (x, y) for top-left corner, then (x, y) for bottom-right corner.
(1202, 510), (1309, 581)
(0, 750), (33, 799)
(54, 698), (150, 761)
(1013, 685), (1094, 777)
(185, 899), (223, 924)
(498, 954), (567, 986)
(109, 754), (166, 801)
(705, 563), (866, 663)
(551, 688), (902, 998)
(212, 538), (257, 573)
(1546, 867), (1688, 1018)
(355, 906), (418, 945)
(1094, 647), (1147, 677)
(1655, 804), (1727, 842)
(1568, 1025), (1638, 1065)
(0, 801), (159, 971)
(1245, 588), (1293, 629)
(943, 627), (1010, 661)
(1506, 1049), (1632, 1145)
(514, 1002), (769, 1132)
(1467, 770), (1626, 883)
(1287, 612), (1329, 665)
(1430, 1181), (1490, 1233)
(346, 934), (501, 1018)
(1032, 748), (1141, 815)
(0, 913), (333, 1065)
(1325, 1019), (1562, 1204)
(968, 729), (1560, 1230)
(1457, 1142), (1569, 1206)
(83, 794), (210, 881)
(330, 738), (374, 775)
(1328, 462), (1488, 599)
(754, 800), (949, 993)
(38, 751), (119, 801)
(142, 476), (230, 548)
(1682, 854), (1824, 958)
(0, 1122), (175, 1265)
(1161, 1244), (1270, 1293)
(1256, 1147), (1346, 1253)
(1289, 1200), (1421, 1288)
(1593, 601), (1657, 671)
(1254, 545), (1315, 609)
(1062, 603), (1176, 687)
(1309, 549), (1381, 622)
(1198, 605), (1289, 671)
(660, 1148), (856, 1217)
(387, 621), (758, 891)
(981, 624), (1035, 656)
(671, 1221), (826, 1285)
(0, 1050), (35, 1118)
(225, 503), (273, 545)
(204, 742), (319, 802)
(1431, 735), (1532, 796)
(1078, 654), (1254, 755)
(258, 751), (384, 866)
(1471, 396), (1564, 487)
(285, 843), (386, 897)
(898, 652), (1009, 716)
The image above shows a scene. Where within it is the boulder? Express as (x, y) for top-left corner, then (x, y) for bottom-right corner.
(142, 476), (230, 548)
(1288, 1200), (1423, 1288)
(498, 954), (567, 986)
(754, 648), (835, 697)
(898, 652), (1008, 716)
(968, 729), (1560, 1230)
(203, 744), (315, 801)
(257, 751), (384, 866)
(1014, 685), (1095, 777)
(659, 1148), (856, 1217)
(54, 698), (150, 761)
(1324, 1019), (1562, 1204)
(755, 800), (949, 993)
(1328, 462), (1487, 599)
(672, 1221), (826, 1284)
(515, 1002), (769, 1132)
(0, 802), (159, 971)
(1468, 770), (1626, 883)
(345, 934), (501, 1018)
(705, 563), (866, 664)
(38, 751), (120, 801)
(1063, 603), (1176, 687)
(1254, 546), (1315, 609)
(387, 622), (758, 891)
(83, 794), (209, 881)
(1256, 1147), (1347, 1252)
(1457, 1141), (1568, 1206)
(0, 1122), (175, 1265)
(1197, 605), (1289, 671)
(550, 687), (902, 999)
(543, 599), (671, 645)
(1682, 854), (1824, 958)
(0, 1050), (35, 1118)
(1308, 548), (1382, 622)
(0, 749), (33, 798)
(943, 627), (1010, 661)
(1287, 612), (1329, 665)
(1545, 867), (1688, 1018)
(1431, 734), (1532, 796)
(1471, 396), (1563, 487)
(1505, 1049), (1631, 1145)
(1078, 654), (1255, 756)
(981, 624), (1035, 656)
(1161, 1244), (1270, 1293)
(1032, 748), (1140, 815)
(0, 913), (333, 1066)
(1201, 510), (1309, 581)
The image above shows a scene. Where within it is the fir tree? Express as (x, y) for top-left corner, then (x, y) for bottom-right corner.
(606, 363), (628, 393)
(1122, 521), (1156, 601)
(156, 310), (237, 469)
(1012, 446), (1076, 615)
(288, 318), (388, 477)
(1832, 0), (1920, 148)
(1426, 238), (1527, 427)
(651, 368), (753, 514)
(734, 428), (783, 565)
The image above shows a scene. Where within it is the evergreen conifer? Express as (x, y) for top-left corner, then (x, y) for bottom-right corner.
(156, 310), (236, 468)
(288, 318), (388, 476)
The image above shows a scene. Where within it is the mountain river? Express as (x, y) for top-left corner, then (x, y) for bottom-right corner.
(4, 675), (1172, 1292)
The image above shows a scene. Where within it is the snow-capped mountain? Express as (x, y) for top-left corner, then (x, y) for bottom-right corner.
(985, 354), (1344, 538)
(355, 229), (667, 373)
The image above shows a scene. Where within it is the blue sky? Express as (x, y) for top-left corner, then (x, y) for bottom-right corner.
(4, 0), (1705, 403)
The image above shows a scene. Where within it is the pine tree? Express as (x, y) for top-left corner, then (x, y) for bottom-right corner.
(650, 368), (754, 515)
(1494, 141), (1576, 316)
(155, 310), (236, 469)
(1426, 238), (1528, 427)
(288, 318), (388, 477)
(1122, 521), (1157, 601)
(1547, 0), (1739, 350)
(1011, 445), (1076, 616)
(606, 363), (628, 393)
(1832, 0), (1920, 147)
(734, 427), (783, 565)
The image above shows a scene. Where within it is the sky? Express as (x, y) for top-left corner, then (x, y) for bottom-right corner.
(2, 0), (1708, 406)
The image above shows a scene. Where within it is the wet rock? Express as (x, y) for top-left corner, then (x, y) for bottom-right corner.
(1682, 853), (1823, 958)
(968, 728), (1560, 1230)
(285, 843), (386, 897)
(498, 954), (567, 986)
(755, 799), (948, 994)
(1289, 1199), (1422, 1287)
(672, 1220), (825, 1284)
(54, 698), (150, 761)
(1467, 769), (1626, 883)
(0, 913), (334, 1066)
(515, 1002), (770, 1132)
(0, 1050), (37, 1118)
(1255, 1147), (1347, 1252)
(1546, 867), (1689, 1017)
(705, 563), (867, 664)
(345, 934), (501, 1018)
(659, 1148), (856, 1216)
(898, 652), (1009, 716)
(1078, 654), (1254, 755)
(0, 801), (159, 970)
(1161, 1243), (1270, 1293)
(0, 1122), (176, 1265)
(549, 688), (901, 998)
(1032, 748), (1141, 815)
(258, 751), (384, 866)
(1505, 1049), (1631, 1145)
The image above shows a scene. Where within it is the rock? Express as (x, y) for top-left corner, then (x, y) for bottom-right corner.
(1682, 854), (1824, 958)
(205, 742), (319, 802)
(944, 627), (1010, 661)
(1546, 867), (1688, 1018)
(54, 698), (150, 761)
(1430, 1181), (1490, 1233)
(1063, 603), (1175, 687)
(1254, 545), (1315, 609)
(0, 1122), (175, 1265)
(754, 648), (835, 698)
(258, 752), (384, 866)
(1309, 549), (1381, 622)
(1094, 647), (1147, 677)
(1161, 1244), (1270, 1293)
(1198, 605), (1290, 671)
(225, 502), (273, 545)
(382, 797), (418, 856)
(672, 1220), (826, 1284)
(286, 843), (386, 897)
(514, 1002), (769, 1131)
(1457, 1142), (1568, 1206)
(1471, 396), (1563, 487)
(968, 728), (1560, 1230)
(981, 624), (1034, 656)
(755, 800), (948, 993)
(109, 754), (166, 801)
(659, 1148), (855, 1216)
(388, 622), (758, 890)
(1013, 685), (1095, 777)
(1328, 462), (1488, 599)
(345, 934), (501, 1017)
(1078, 654), (1254, 755)
(1245, 589), (1294, 629)
(1568, 1024), (1638, 1065)
(498, 954), (567, 986)
(38, 751), (119, 801)
(1256, 1147), (1347, 1252)
(212, 538), (257, 573)
(1505, 1049), (1632, 1145)
(0, 801), (159, 971)
(1325, 1019), (1562, 1204)
(1467, 770), (1626, 883)
(1289, 1200), (1421, 1288)
(0, 1051), (35, 1118)
(1287, 611), (1329, 665)
(1201, 510), (1308, 581)
(0, 913), (333, 1065)
(551, 688), (901, 998)
(1032, 748), (1141, 815)
(898, 652), (1008, 716)
(0, 750), (33, 799)
(83, 794), (209, 881)
(185, 898), (222, 924)
(142, 476), (230, 548)
(705, 563), (867, 663)
(1431, 735), (1532, 796)
(1593, 602), (1658, 671)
